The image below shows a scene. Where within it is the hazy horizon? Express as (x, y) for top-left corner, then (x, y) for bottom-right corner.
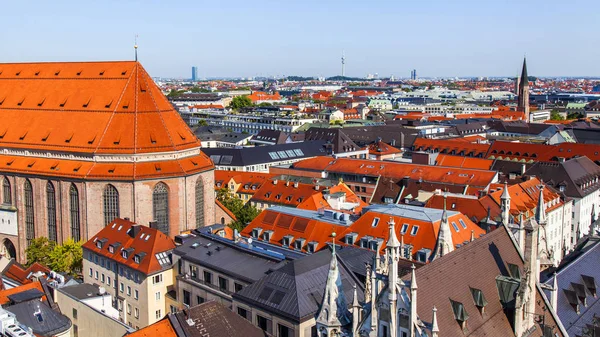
(1, 0), (598, 78)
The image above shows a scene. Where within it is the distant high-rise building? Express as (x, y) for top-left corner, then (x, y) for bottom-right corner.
(341, 51), (346, 77)
(410, 69), (417, 80)
(192, 66), (198, 81)
(517, 58), (530, 120)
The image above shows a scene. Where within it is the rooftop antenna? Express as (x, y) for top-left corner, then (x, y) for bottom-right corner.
(134, 34), (139, 62)
(341, 51), (346, 77)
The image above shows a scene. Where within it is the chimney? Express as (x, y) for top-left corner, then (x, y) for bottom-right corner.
(294, 182), (299, 188)
(315, 185), (320, 191)
(148, 221), (158, 230)
(521, 163), (527, 175)
(273, 179), (278, 185)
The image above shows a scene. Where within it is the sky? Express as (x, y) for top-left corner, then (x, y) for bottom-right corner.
(1, 0), (598, 78)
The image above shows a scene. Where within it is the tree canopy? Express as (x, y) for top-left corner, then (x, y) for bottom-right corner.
(230, 95), (253, 110)
(550, 110), (564, 121)
(216, 188), (261, 232)
(26, 237), (83, 277)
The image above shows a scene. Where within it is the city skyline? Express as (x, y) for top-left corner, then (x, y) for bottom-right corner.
(1, 0), (599, 78)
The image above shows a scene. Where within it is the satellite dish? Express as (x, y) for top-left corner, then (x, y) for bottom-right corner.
(98, 287), (106, 295)
(248, 238), (253, 245)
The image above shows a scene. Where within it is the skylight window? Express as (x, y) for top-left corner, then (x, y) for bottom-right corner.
(371, 217), (380, 227)
(410, 226), (419, 236)
(285, 150), (296, 157)
(459, 219), (467, 229)
(277, 151), (288, 158)
(268, 152), (280, 160)
(452, 222), (460, 232)
(293, 149), (304, 156)
(400, 223), (409, 235)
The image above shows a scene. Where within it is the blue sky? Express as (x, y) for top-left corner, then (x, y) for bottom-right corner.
(1, 0), (597, 78)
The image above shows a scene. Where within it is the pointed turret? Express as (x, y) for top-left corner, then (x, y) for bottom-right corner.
(551, 272), (558, 312)
(431, 194), (454, 260)
(387, 217), (401, 248)
(501, 182), (512, 225)
(431, 306), (439, 337)
(410, 264), (418, 337)
(352, 284), (361, 335)
(517, 57), (530, 120)
(316, 232), (351, 333)
(535, 185), (546, 225)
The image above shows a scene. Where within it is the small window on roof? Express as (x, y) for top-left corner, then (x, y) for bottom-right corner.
(470, 287), (488, 314)
(452, 222), (460, 232)
(371, 217), (380, 227)
(400, 223), (409, 234)
(450, 299), (469, 328)
(410, 225), (419, 236)
(459, 219), (467, 229)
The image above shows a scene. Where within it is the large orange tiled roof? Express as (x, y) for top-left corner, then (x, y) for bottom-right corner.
(82, 218), (176, 275)
(0, 61), (201, 155)
(435, 154), (494, 170)
(290, 157), (497, 188)
(4, 262), (51, 285)
(487, 141), (600, 163)
(242, 204), (485, 258)
(413, 138), (491, 157)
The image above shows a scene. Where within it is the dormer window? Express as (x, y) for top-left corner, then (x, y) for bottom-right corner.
(261, 230), (273, 242)
(282, 235), (293, 247)
(400, 223), (409, 235)
(134, 255), (141, 264)
(345, 233), (358, 245)
(121, 250), (128, 259)
(251, 228), (262, 239)
(582, 275), (597, 297)
(470, 287), (488, 314)
(307, 242), (318, 253)
(507, 263), (521, 280)
(450, 299), (469, 329)
(108, 246), (114, 253)
(410, 226), (419, 236)
(564, 289), (581, 313)
(96, 241), (102, 249)
(294, 238), (305, 250)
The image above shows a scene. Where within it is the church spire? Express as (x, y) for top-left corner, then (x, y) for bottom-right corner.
(431, 194), (454, 260)
(387, 217), (401, 248)
(517, 57), (530, 121)
(410, 264), (419, 337)
(316, 232), (351, 332)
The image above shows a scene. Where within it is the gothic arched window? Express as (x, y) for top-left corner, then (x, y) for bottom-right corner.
(24, 179), (35, 246)
(46, 182), (57, 242)
(103, 184), (120, 226)
(195, 178), (204, 227)
(70, 184), (81, 241)
(153, 183), (169, 235)
(2, 177), (11, 205)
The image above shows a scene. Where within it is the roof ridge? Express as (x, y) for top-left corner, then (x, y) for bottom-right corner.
(93, 63), (137, 155)
(140, 66), (185, 173)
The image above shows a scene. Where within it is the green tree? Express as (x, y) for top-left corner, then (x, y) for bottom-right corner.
(25, 237), (56, 267)
(258, 102), (272, 107)
(49, 239), (83, 277)
(550, 110), (564, 121)
(196, 119), (208, 127)
(216, 188), (261, 232)
(167, 89), (185, 98)
(230, 95), (253, 109)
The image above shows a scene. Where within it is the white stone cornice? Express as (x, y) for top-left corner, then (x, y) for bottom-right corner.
(0, 147), (202, 163)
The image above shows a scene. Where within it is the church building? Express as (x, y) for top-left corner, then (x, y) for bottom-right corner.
(0, 61), (215, 261)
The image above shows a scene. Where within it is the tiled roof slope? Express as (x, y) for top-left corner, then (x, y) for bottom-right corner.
(233, 249), (364, 323)
(126, 318), (177, 337)
(82, 218), (176, 275)
(435, 154), (494, 170)
(0, 61), (201, 154)
(290, 157), (497, 189)
(542, 238), (600, 336)
(171, 301), (266, 337)
(404, 225), (565, 336)
(0, 281), (47, 305)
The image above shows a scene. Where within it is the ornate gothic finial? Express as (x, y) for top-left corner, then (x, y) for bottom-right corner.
(411, 264), (418, 290)
(431, 306), (439, 335)
(331, 231), (337, 255)
(134, 34), (139, 62)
